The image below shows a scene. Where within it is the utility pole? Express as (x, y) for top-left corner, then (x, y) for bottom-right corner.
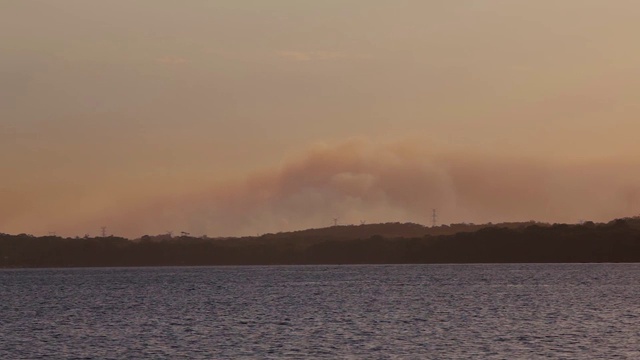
(333, 218), (338, 227)
(432, 209), (437, 228)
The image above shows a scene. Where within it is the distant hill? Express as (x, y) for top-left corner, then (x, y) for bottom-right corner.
(255, 220), (547, 241)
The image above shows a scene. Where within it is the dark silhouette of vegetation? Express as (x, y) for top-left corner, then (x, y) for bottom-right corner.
(2, 218), (640, 267)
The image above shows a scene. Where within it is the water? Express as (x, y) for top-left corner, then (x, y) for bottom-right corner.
(1, 264), (639, 359)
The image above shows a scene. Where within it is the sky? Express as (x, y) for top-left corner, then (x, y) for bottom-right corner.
(2, 1), (640, 237)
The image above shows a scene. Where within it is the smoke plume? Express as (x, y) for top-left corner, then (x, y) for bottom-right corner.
(91, 138), (640, 237)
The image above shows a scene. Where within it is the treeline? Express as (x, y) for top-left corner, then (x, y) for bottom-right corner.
(2, 219), (640, 267)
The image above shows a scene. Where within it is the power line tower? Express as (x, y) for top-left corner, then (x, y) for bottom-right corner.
(432, 209), (437, 228)
(101, 226), (107, 238)
(333, 218), (338, 227)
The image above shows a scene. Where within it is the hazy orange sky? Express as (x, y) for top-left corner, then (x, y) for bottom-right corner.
(3, 1), (640, 237)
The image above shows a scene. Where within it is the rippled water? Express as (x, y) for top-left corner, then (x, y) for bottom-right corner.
(1, 264), (640, 359)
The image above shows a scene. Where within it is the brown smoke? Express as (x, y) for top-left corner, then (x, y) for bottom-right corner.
(91, 138), (640, 237)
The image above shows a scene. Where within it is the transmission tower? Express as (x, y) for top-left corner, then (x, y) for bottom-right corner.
(432, 209), (437, 228)
(101, 226), (107, 238)
(333, 218), (338, 227)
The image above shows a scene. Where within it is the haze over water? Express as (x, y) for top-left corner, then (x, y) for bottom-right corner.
(2, 264), (639, 359)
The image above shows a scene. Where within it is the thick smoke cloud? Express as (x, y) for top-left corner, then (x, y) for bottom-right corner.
(94, 139), (640, 237)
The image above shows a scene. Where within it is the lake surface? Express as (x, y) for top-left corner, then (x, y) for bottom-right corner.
(1, 264), (639, 359)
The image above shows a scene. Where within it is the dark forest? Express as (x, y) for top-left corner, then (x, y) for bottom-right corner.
(2, 218), (640, 267)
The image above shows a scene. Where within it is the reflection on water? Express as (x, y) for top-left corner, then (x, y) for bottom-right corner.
(1, 264), (639, 359)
